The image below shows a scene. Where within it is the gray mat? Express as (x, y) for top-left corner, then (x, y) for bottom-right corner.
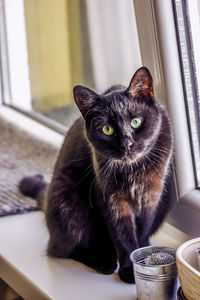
(0, 115), (60, 217)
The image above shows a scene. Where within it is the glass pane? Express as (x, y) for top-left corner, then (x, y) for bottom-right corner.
(3, 0), (141, 129)
(173, 0), (200, 186)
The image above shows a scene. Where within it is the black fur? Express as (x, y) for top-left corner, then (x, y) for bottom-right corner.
(19, 174), (46, 199)
(19, 67), (173, 283)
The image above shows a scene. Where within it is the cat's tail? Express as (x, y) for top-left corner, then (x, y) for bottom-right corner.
(18, 174), (47, 208)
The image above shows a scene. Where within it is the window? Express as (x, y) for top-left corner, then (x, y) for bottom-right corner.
(173, 0), (200, 187)
(0, 0), (141, 131)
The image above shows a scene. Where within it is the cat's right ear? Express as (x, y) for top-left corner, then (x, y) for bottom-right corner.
(73, 85), (98, 118)
(127, 67), (154, 100)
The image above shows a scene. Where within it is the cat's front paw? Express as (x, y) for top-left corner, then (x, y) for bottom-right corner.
(93, 257), (118, 275)
(118, 266), (135, 283)
(95, 263), (117, 275)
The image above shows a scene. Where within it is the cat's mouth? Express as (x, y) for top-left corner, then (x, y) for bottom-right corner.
(121, 152), (144, 164)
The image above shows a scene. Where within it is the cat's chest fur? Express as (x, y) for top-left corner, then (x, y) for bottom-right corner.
(94, 157), (167, 214)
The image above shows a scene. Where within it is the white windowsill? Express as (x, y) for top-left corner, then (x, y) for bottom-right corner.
(0, 212), (137, 300)
(0, 105), (64, 148)
(0, 211), (189, 300)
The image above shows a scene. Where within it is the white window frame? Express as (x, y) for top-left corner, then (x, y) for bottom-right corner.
(0, 0), (31, 110)
(134, 0), (200, 236)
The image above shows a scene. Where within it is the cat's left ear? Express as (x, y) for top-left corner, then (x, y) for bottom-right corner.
(127, 67), (154, 100)
(73, 85), (99, 117)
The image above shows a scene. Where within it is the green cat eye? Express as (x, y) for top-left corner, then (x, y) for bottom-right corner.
(131, 117), (143, 129)
(102, 125), (114, 136)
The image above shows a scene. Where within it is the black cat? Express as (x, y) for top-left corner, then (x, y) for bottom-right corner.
(19, 67), (173, 283)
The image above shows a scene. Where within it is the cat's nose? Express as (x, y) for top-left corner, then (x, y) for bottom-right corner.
(127, 141), (133, 154)
(123, 137), (133, 153)
(127, 140), (132, 149)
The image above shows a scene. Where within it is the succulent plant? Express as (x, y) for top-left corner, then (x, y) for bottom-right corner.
(145, 251), (175, 265)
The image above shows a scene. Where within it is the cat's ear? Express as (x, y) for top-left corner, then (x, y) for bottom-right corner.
(127, 67), (154, 100)
(73, 85), (99, 117)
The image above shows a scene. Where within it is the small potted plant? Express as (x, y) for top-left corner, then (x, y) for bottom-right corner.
(130, 246), (177, 300)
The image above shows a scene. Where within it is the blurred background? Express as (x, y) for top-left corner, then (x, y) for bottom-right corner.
(2, 0), (141, 128)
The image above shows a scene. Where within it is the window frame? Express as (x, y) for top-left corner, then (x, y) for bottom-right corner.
(0, 0), (67, 134)
(0, 0), (11, 106)
(173, 0), (200, 187)
(134, 0), (200, 236)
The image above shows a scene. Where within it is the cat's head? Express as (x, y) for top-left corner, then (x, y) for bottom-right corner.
(73, 67), (161, 162)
